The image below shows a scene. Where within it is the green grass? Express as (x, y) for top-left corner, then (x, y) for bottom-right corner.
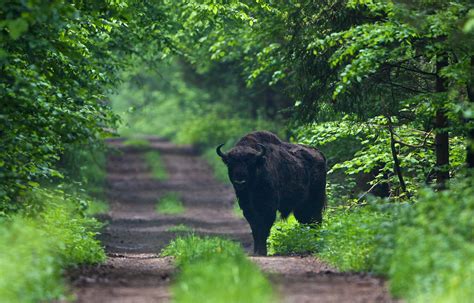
(144, 151), (168, 180)
(155, 192), (184, 214)
(167, 224), (193, 233)
(122, 138), (150, 148)
(161, 235), (275, 303)
(161, 234), (243, 266)
(0, 188), (106, 303)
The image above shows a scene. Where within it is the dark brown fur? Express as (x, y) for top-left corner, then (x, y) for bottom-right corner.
(217, 131), (327, 255)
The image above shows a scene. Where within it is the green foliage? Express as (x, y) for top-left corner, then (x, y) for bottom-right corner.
(84, 199), (109, 216)
(0, 187), (106, 302)
(144, 151), (168, 180)
(155, 192), (184, 215)
(266, 176), (473, 301)
(24, 188), (106, 266)
(295, 116), (466, 199)
(175, 113), (281, 148)
(268, 215), (320, 256)
(0, 217), (64, 303)
(389, 176), (474, 302)
(203, 148), (229, 184)
(58, 143), (108, 199)
(0, 0), (171, 208)
(318, 206), (396, 272)
(162, 235), (275, 303)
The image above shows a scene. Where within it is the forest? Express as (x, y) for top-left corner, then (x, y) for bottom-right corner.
(1, 0), (473, 302)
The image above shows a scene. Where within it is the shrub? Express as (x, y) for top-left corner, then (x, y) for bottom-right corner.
(317, 205), (395, 272)
(389, 176), (474, 302)
(268, 215), (320, 255)
(0, 187), (106, 302)
(85, 199), (109, 216)
(0, 217), (64, 303)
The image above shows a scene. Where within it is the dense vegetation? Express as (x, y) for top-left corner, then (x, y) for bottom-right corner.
(2, 0), (473, 302)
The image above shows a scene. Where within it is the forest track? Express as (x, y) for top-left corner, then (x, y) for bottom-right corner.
(67, 137), (398, 303)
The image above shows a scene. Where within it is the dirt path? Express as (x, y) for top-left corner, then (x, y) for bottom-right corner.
(68, 137), (398, 303)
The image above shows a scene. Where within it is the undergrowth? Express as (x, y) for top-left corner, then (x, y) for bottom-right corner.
(156, 192), (185, 215)
(268, 215), (319, 256)
(85, 199), (109, 216)
(267, 175), (474, 302)
(162, 235), (275, 303)
(0, 188), (106, 303)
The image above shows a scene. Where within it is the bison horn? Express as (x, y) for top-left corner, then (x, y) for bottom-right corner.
(216, 143), (227, 158)
(256, 143), (267, 158)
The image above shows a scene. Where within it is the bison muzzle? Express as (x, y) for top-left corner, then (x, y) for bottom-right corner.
(216, 131), (327, 255)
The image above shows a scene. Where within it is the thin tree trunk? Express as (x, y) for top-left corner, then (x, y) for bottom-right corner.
(467, 56), (474, 168)
(387, 116), (408, 195)
(434, 57), (449, 187)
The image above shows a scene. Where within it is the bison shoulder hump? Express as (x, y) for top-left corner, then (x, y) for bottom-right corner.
(291, 144), (325, 163)
(237, 131), (283, 146)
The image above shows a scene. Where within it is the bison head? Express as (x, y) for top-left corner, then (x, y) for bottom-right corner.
(216, 143), (267, 190)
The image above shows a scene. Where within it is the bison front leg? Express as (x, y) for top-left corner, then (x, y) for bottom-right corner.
(244, 208), (276, 256)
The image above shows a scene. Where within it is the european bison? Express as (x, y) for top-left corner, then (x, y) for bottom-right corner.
(216, 131), (327, 255)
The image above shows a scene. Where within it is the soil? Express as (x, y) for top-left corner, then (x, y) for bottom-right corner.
(67, 137), (400, 303)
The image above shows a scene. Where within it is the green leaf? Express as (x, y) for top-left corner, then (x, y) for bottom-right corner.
(7, 18), (29, 40)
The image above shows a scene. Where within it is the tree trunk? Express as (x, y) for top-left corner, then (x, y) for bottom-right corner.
(434, 57), (449, 187)
(467, 56), (474, 168)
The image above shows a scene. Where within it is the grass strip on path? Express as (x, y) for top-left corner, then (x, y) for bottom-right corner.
(161, 235), (276, 303)
(123, 138), (151, 148)
(167, 224), (193, 233)
(156, 192), (185, 215)
(144, 151), (168, 180)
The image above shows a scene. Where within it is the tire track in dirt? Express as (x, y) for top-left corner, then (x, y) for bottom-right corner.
(67, 137), (398, 303)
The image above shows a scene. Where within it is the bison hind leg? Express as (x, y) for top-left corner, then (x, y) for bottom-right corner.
(294, 206), (322, 225)
(293, 194), (325, 225)
(279, 209), (291, 220)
